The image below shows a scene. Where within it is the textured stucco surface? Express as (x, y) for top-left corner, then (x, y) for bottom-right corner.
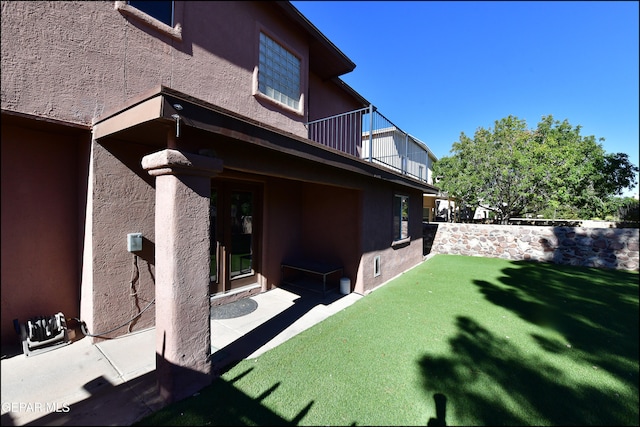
(1, 1), (314, 136)
(358, 185), (425, 295)
(79, 141), (157, 340)
(146, 151), (221, 403)
(1, 122), (88, 341)
(1, 1), (429, 348)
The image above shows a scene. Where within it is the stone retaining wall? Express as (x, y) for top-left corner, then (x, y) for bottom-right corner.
(423, 223), (639, 271)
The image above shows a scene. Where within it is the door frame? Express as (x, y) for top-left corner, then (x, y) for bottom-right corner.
(210, 178), (262, 295)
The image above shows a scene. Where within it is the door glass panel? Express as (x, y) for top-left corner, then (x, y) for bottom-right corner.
(393, 194), (409, 241)
(230, 191), (253, 280)
(210, 189), (218, 283)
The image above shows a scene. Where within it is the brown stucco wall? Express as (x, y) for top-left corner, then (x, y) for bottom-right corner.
(307, 73), (366, 122)
(80, 140), (157, 340)
(1, 121), (89, 343)
(221, 172), (425, 297)
(258, 171), (427, 297)
(0, 1), (323, 137)
(300, 182), (361, 288)
(143, 150), (222, 403)
(358, 183), (425, 295)
(261, 177), (304, 290)
(252, 177), (362, 294)
(2, 1), (430, 345)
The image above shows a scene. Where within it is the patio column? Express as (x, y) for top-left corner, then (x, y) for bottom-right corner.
(142, 149), (223, 404)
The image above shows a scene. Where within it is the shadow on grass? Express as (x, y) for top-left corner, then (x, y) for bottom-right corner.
(479, 261), (639, 390)
(137, 286), (344, 426)
(135, 368), (313, 426)
(418, 262), (639, 425)
(209, 285), (346, 376)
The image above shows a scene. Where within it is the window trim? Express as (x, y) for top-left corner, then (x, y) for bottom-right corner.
(373, 255), (381, 277)
(392, 193), (410, 244)
(252, 27), (306, 117)
(115, 1), (183, 41)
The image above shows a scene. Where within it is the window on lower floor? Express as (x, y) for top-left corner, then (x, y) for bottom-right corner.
(393, 194), (409, 241)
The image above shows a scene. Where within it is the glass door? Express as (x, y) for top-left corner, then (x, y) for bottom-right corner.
(210, 181), (261, 295)
(229, 190), (254, 279)
(210, 189), (219, 284)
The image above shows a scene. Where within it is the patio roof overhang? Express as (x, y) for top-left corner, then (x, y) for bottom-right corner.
(93, 85), (439, 194)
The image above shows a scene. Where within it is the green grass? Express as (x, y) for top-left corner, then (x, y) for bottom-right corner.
(136, 255), (639, 426)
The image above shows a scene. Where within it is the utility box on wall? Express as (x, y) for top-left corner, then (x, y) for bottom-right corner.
(127, 233), (142, 252)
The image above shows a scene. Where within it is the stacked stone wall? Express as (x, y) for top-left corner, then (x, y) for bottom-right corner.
(424, 223), (639, 271)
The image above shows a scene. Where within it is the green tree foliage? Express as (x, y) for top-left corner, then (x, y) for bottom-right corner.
(602, 196), (640, 222)
(433, 115), (639, 223)
(619, 198), (640, 222)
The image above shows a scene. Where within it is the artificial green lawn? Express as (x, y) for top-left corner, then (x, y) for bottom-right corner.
(136, 254), (639, 426)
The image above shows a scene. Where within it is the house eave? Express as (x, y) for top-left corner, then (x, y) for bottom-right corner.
(275, 1), (356, 80)
(1, 109), (91, 133)
(92, 86), (437, 194)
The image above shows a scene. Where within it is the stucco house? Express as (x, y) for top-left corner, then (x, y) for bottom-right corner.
(1, 1), (438, 402)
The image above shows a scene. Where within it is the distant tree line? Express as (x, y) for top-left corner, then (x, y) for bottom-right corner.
(433, 115), (639, 224)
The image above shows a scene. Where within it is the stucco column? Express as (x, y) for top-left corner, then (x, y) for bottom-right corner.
(142, 149), (223, 404)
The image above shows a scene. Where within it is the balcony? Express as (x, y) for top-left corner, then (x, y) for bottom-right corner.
(306, 105), (436, 184)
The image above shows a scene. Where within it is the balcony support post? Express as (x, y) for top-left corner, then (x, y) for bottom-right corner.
(404, 133), (409, 175)
(368, 104), (374, 163)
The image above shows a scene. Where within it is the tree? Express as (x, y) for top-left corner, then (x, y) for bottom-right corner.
(433, 115), (639, 223)
(601, 196), (639, 222)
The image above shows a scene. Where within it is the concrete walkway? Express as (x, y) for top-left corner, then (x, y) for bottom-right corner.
(1, 287), (361, 426)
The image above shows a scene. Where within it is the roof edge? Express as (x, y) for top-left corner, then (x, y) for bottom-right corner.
(275, 1), (356, 76)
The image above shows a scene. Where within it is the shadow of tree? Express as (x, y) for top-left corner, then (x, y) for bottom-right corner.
(479, 262), (639, 377)
(1, 362), (313, 427)
(418, 262), (639, 426)
(209, 285), (347, 376)
(135, 368), (314, 426)
(543, 226), (638, 270)
(1, 287), (349, 427)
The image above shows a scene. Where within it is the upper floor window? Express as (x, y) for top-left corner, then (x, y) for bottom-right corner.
(128, 1), (173, 27)
(115, 1), (182, 41)
(393, 194), (409, 242)
(258, 32), (301, 111)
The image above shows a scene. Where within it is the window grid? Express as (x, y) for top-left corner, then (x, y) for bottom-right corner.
(259, 33), (300, 110)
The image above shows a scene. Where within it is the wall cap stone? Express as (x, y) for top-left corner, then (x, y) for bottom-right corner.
(142, 149), (223, 177)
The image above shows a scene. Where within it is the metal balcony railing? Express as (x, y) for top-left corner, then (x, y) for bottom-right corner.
(306, 105), (434, 183)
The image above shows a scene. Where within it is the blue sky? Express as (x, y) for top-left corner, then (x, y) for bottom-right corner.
(292, 1), (639, 197)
